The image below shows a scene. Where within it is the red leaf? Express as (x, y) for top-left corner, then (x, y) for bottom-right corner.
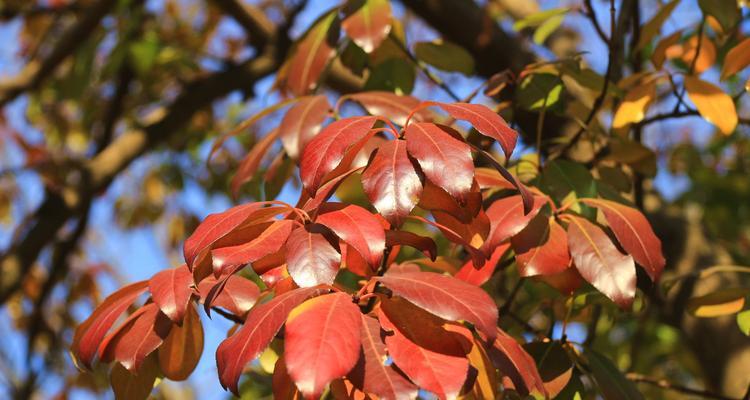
(566, 215), (636, 309)
(230, 128), (280, 198)
(279, 95), (331, 160)
(405, 122), (474, 203)
(343, 244), (373, 277)
(378, 297), (470, 399)
(512, 215), (571, 277)
(300, 116), (378, 194)
(385, 230), (437, 261)
(299, 166), (363, 212)
(455, 243), (510, 286)
(361, 140), (423, 227)
(285, 292), (362, 398)
(409, 215), (486, 266)
(341, 0), (392, 53)
(432, 208), (490, 249)
(535, 266), (583, 296)
(349, 314), (418, 400)
(474, 147), (535, 214)
(99, 303), (172, 372)
(216, 286), (326, 394)
(417, 179), (482, 224)
(475, 167), (515, 190)
(483, 195), (545, 254)
(197, 275), (260, 316)
(211, 219), (295, 276)
(317, 204), (386, 268)
(377, 271), (498, 338)
(286, 11), (338, 96)
(420, 102), (517, 159)
(487, 328), (546, 398)
(72, 281), (149, 369)
(580, 198), (665, 281)
(149, 264), (194, 323)
(344, 91), (430, 126)
(286, 225), (342, 287)
(158, 304), (204, 381)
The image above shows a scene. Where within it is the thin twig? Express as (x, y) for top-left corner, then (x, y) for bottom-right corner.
(583, 0), (610, 46)
(673, 17), (706, 113)
(391, 35), (461, 101)
(627, 373), (740, 400)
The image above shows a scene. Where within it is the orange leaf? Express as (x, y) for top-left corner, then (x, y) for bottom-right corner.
(721, 37), (750, 80)
(684, 76), (738, 135)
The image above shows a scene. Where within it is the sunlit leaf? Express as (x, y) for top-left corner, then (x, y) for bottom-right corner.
(342, 0), (392, 53)
(512, 215), (571, 277)
(149, 264), (193, 323)
(686, 288), (747, 317)
(612, 79), (657, 129)
(286, 11), (339, 95)
(684, 76), (738, 135)
(721, 37), (750, 80)
(317, 204), (386, 268)
(286, 225), (341, 287)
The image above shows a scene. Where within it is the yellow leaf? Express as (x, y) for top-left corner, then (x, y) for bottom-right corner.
(687, 288), (747, 318)
(669, 34), (716, 75)
(684, 76), (738, 135)
(612, 79), (657, 129)
(721, 37), (750, 79)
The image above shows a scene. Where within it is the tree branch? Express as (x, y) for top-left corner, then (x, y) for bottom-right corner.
(627, 373), (740, 400)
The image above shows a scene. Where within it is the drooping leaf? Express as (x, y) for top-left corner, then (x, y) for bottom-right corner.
(585, 349), (644, 400)
(455, 243), (510, 286)
(341, 0), (392, 53)
(197, 275), (260, 316)
(149, 264), (193, 323)
(377, 270), (498, 338)
(72, 281), (149, 369)
(216, 286), (327, 394)
(343, 91), (430, 126)
(612, 79), (657, 129)
(211, 220), (295, 276)
(285, 292), (362, 399)
(721, 37), (750, 80)
(98, 303), (172, 372)
(414, 40), (475, 75)
(378, 297), (470, 399)
(482, 195), (545, 254)
(231, 129), (280, 198)
(279, 95), (331, 160)
(566, 215), (636, 309)
(110, 353), (160, 400)
(686, 288), (747, 317)
(286, 11), (339, 95)
(286, 225), (341, 287)
(684, 76), (738, 135)
(385, 230), (437, 261)
(300, 116), (378, 194)
(487, 328), (547, 398)
(361, 140), (423, 227)
(580, 198), (665, 281)
(512, 215), (571, 277)
(349, 314), (418, 400)
(404, 122), (474, 203)
(317, 204), (386, 268)
(158, 304), (203, 381)
(636, 0), (679, 50)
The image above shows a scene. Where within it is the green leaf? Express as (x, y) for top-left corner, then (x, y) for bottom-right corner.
(534, 14), (565, 44)
(414, 41), (475, 75)
(585, 350), (644, 400)
(737, 310), (750, 336)
(365, 57), (416, 93)
(542, 160), (596, 210)
(516, 73), (563, 111)
(129, 31), (160, 76)
(698, 0), (740, 32)
(340, 41), (368, 76)
(513, 8), (568, 31)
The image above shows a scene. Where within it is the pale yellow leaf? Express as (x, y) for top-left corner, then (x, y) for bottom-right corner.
(687, 288), (747, 318)
(684, 76), (738, 135)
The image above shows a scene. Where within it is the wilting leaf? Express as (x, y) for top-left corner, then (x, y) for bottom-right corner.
(455, 243), (510, 286)
(72, 281), (149, 369)
(636, 0), (679, 50)
(285, 292), (362, 398)
(349, 314), (418, 399)
(216, 287), (326, 394)
(483, 195), (545, 254)
(158, 304), (203, 381)
(686, 288), (747, 317)
(567, 216), (636, 309)
(286, 225), (341, 287)
(341, 0), (392, 53)
(317, 204), (386, 268)
(361, 140), (423, 226)
(279, 95), (331, 160)
(512, 215), (570, 277)
(300, 116), (378, 194)
(585, 349), (644, 400)
(405, 122), (473, 203)
(286, 11), (339, 95)
(684, 76), (738, 135)
(414, 40), (474, 75)
(149, 264), (193, 323)
(379, 298), (470, 399)
(343, 91), (429, 126)
(581, 198), (665, 281)
(487, 328), (546, 398)
(197, 275), (260, 316)
(721, 37), (750, 80)
(377, 270), (498, 338)
(612, 79), (657, 129)
(211, 220), (295, 276)
(110, 353), (160, 400)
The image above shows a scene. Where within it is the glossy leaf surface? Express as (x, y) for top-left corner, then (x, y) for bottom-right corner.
(286, 225), (341, 287)
(148, 264), (193, 322)
(317, 204), (386, 268)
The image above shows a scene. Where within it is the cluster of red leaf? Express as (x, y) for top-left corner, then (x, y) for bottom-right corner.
(72, 92), (665, 399)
